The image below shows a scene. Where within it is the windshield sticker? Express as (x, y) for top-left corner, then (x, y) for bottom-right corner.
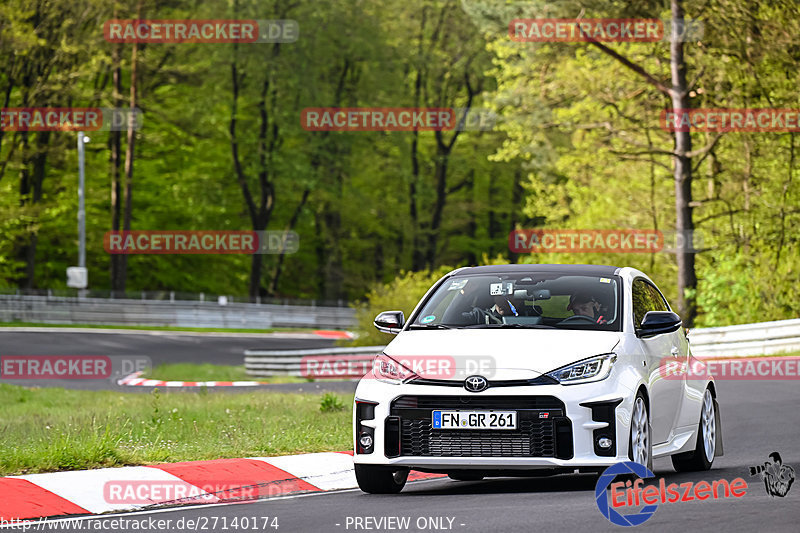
(599, 277), (611, 283)
(490, 282), (514, 296)
(448, 279), (468, 291)
(421, 315), (436, 324)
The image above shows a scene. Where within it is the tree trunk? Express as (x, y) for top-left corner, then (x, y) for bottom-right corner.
(409, 69), (424, 271)
(669, 0), (697, 326)
(426, 144), (450, 268)
(119, 0), (141, 294)
(508, 168), (523, 264)
(110, 32), (123, 293)
(269, 188), (309, 295)
(229, 22), (279, 300)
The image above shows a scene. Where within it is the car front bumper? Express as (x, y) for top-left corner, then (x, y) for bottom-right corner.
(353, 376), (637, 471)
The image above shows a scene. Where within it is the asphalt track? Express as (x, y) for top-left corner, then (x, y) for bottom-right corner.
(0, 330), (358, 393)
(15, 379), (799, 533)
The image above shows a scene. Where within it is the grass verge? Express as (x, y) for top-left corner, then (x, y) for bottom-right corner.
(0, 384), (352, 476)
(141, 363), (308, 384)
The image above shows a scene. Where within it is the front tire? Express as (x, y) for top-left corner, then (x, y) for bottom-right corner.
(629, 392), (653, 471)
(672, 388), (716, 472)
(355, 464), (409, 494)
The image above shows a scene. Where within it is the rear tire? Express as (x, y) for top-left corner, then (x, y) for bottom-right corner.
(355, 464), (409, 494)
(672, 388), (716, 472)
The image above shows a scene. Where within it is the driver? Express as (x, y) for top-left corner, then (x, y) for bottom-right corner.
(461, 290), (521, 324)
(566, 290), (608, 324)
(490, 293), (520, 318)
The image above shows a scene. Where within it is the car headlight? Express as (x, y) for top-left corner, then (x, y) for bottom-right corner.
(372, 354), (419, 385)
(546, 353), (617, 385)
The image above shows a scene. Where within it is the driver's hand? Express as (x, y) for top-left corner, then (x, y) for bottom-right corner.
(485, 308), (503, 324)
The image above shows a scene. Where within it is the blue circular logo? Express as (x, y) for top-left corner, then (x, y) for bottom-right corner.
(595, 461), (658, 527)
(421, 315), (436, 324)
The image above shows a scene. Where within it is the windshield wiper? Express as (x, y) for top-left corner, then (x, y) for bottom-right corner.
(459, 323), (556, 329)
(407, 324), (454, 330)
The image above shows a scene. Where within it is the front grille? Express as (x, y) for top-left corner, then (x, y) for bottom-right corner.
(401, 418), (554, 457)
(389, 396), (572, 459)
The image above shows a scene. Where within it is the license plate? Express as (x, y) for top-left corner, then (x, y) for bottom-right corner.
(432, 410), (517, 430)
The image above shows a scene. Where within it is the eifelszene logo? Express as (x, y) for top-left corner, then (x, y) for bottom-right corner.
(749, 452), (795, 497)
(595, 461), (748, 526)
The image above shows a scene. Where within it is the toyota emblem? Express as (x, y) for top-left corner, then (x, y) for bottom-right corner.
(464, 375), (488, 392)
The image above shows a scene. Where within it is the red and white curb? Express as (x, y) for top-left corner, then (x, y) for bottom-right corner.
(310, 330), (355, 340)
(0, 452), (443, 521)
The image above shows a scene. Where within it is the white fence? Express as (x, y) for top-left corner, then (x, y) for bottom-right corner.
(244, 318), (800, 376)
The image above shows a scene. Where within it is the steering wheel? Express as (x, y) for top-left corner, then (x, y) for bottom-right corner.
(462, 306), (503, 325)
(557, 314), (596, 325)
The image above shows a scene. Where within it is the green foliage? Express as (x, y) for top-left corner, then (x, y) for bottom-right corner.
(0, 0), (797, 329)
(483, 0), (800, 325)
(696, 251), (800, 327)
(319, 392), (346, 413)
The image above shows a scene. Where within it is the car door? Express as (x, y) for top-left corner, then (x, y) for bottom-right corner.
(632, 279), (685, 445)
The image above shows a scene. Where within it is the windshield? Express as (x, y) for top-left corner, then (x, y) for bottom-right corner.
(411, 272), (621, 331)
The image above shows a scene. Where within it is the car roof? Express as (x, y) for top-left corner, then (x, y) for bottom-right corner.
(451, 264), (622, 277)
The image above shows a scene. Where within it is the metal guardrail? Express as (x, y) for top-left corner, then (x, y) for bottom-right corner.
(244, 346), (381, 377)
(687, 318), (800, 357)
(0, 294), (355, 330)
(243, 318), (800, 376)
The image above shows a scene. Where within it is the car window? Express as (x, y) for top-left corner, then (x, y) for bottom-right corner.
(632, 279), (651, 328)
(412, 273), (621, 331)
(646, 283), (669, 312)
(632, 279), (668, 328)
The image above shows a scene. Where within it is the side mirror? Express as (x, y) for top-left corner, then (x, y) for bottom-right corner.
(637, 311), (682, 338)
(374, 310), (405, 334)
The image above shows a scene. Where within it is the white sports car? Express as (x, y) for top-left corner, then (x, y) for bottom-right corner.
(353, 264), (722, 493)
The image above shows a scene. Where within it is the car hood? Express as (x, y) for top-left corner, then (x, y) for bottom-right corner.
(383, 329), (622, 380)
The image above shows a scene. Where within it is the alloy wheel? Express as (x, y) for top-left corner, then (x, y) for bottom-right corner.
(631, 397), (650, 467)
(701, 389), (716, 462)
